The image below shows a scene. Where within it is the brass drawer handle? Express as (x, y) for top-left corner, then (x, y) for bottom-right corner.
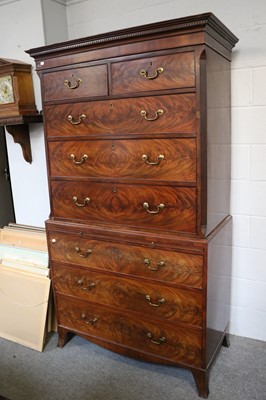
(81, 313), (98, 325)
(70, 154), (88, 164)
(140, 67), (163, 80)
(143, 202), (164, 214)
(68, 114), (86, 125)
(142, 154), (164, 165)
(143, 259), (165, 271)
(145, 294), (165, 307)
(77, 279), (95, 290)
(73, 196), (90, 207)
(147, 332), (166, 345)
(75, 246), (92, 258)
(64, 77), (82, 89)
(140, 109), (163, 121)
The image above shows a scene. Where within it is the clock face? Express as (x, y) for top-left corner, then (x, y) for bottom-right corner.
(0, 75), (14, 104)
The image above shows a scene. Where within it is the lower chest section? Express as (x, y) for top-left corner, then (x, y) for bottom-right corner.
(48, 227), (205, 368)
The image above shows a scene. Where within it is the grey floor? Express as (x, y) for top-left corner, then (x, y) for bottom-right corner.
(0, 333), (265, 400)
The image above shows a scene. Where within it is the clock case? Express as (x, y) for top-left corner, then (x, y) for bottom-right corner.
(0, 58), (42, 163)
(0, 58), (40, 122)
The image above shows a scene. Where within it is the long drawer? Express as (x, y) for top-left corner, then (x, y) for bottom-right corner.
(56, 294), (202, 367)
(110, 51), (195, 94)
(45, 94), (196, 137)
(47, 231), (203, 289)
(50, 181), (197, 233)
(52, 263), (202, 327)
(48, 138), (196, 182)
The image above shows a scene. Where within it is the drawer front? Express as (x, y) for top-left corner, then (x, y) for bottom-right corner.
(45, 94), (196, 137)
(111, 52), (195, 94)
(52, 263), (202, 326)
(51, 181), (197, 233)
(48, 138), (196, 182)
(57, 295), (202, 367)
(48, 232), (203, 289)
(43, 64), (108, 101)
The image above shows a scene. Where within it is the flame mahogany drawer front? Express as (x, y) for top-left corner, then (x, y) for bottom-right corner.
(43, 64), (108, 101)
(48, 138), (197, 182)
(110, 51), (195, 94)
(48, 231), (203, 289)
(52, 263), (202, 327)
(50, 181), (197, 233)
(44, 93), (196, 137)
(56, 294), (202, 368)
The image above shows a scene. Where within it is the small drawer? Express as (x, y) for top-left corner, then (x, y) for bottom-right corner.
(48, 138), (197, 183)
(57, 295), (202, 367)
(50, 181), (197, 234)
(52, 263), (202, 327)
(45, 93), (196, 138)
(43, 64), (108, 101)
(111, 51), (195, 94)
(48, 231), (203, 289)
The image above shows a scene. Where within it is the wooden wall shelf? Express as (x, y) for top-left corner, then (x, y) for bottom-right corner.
(0, 114), (43, 163)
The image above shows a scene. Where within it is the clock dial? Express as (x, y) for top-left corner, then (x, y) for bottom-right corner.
(0, 75), (14, 104)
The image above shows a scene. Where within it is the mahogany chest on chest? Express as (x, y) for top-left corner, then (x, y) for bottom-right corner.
(27, 13), (238, 397)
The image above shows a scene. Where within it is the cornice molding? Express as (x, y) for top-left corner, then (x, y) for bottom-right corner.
(0, 0), (20, 6)
(27, 12), (239, 59)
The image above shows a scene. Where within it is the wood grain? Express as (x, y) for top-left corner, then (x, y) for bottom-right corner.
(56, 294), (202, 367)
(52, 263), (202, 326)
(43, 64), (108, 101)
(47, 230), (203, 288)
(111, 51), (195, 94)
(48, 138), (197, 182)
(45, 94), (196, 137)
(51, 181), (197, 233)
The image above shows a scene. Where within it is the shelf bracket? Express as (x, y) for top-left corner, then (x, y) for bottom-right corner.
(5, 124), (32, 164)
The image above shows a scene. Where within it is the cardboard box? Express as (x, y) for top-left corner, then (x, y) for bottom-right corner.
(0, 225), (56, 349)
(0, 227), (47, 252)
(0, 266), (51, 352)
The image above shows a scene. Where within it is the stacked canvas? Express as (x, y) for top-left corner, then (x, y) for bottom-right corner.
(0, 224), (53, 351)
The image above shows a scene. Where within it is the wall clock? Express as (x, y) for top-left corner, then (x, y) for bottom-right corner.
(0, 58), (42, 163)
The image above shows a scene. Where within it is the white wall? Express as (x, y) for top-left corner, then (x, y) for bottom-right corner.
(0, 0), (68, 227)
(65, 0), (266, 341)
(1, 0), (265, 341)
(42, 0), (68, 45)
(1, 0), (48, 227)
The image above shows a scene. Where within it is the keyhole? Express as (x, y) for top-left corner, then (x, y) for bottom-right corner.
(112, 144), (115, 150)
